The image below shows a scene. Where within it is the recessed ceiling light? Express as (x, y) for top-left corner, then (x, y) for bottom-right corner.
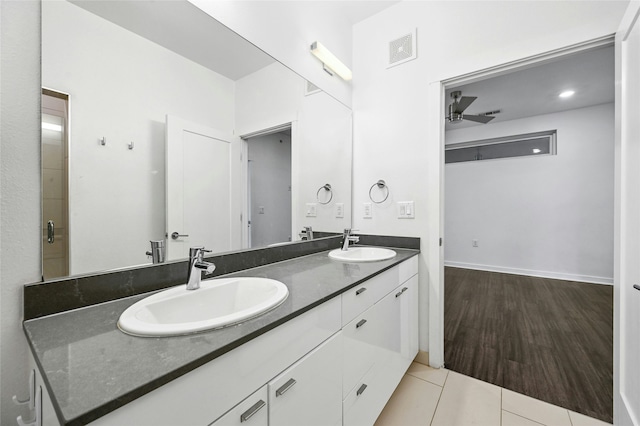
(559, 90), (575, 98)
(532, 148), (542, 154)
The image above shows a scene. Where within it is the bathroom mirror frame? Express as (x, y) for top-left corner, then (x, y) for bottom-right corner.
(40, 0), (353, 281)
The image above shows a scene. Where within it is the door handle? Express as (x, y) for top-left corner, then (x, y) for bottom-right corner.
(171, 232), (189, 240)
(275, 378), (297, 397)
(47, 220), (54, 244)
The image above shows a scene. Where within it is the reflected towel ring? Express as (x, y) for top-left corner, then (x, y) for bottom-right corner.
(369, 179), (389, 204)
(317, 183), (333, 205)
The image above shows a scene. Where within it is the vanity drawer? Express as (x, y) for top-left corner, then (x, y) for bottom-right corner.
(342, 302), (381, 397)
(342, 266), (398, 326)
(399, 255), (418, 284)
(343, 365), (384, 426)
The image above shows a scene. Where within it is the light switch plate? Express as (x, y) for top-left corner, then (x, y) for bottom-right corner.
(397, 201), (415, 219)
(306, 203), (317, 217)
(364, 202), (372, 218)
(335, 203), (344, 218)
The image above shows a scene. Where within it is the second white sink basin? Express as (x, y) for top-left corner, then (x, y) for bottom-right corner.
(329, 247), (397, 262)
(118, 277), (288, 337)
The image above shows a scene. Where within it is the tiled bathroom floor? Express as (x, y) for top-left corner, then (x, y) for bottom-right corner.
(375, 363), (611, 426)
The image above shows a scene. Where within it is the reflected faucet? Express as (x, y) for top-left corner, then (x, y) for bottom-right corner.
(341, 229), (360, 251)
(300, 226), (314, 241)
(146, 240), (165, 264)
(186, 247), (215, 290)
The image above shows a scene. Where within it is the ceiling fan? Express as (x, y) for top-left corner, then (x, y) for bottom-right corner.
(447, 91), (496, 124)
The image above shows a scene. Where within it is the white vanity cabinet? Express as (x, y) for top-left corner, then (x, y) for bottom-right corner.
(342, 258), (419, 426)
(20, 352), (61, 426)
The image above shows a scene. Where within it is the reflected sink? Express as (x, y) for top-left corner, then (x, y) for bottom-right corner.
(329, 247), (397, 262)
(118, 277), (289, 337)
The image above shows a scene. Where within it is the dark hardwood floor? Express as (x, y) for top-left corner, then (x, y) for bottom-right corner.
(444, 267), (613, 423)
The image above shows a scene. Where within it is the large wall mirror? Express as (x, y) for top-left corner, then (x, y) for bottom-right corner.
(41, 0), (352, 280)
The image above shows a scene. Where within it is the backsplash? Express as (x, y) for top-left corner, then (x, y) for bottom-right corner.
(24, 234), (420, 320)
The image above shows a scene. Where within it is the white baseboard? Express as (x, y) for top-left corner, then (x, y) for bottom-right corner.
(444, 261), (613, 285)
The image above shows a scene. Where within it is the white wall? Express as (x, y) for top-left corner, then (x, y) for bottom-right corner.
(0, 1), (42, 424)
(352, 1), (628, 364)
(445, 103), (614, 284)
(189, 0), (353, 108)
(236, 63), (353, 235)
(248, 132), (292, 247)
(42, 1), (235, 275)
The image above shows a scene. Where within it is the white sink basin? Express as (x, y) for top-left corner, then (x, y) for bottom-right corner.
(329, 247), (397, 262)
(118, 277), (288, 337)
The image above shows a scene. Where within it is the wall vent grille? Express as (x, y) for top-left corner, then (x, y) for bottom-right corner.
(388, 29), (417, 68)
(305, 80), (321, 96)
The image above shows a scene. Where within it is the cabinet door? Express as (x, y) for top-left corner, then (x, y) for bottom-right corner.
(268, 332), (342, 426)
(211, 386), (268, 426)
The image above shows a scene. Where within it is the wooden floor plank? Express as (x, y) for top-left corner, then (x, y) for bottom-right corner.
(444, 267), (613, 423)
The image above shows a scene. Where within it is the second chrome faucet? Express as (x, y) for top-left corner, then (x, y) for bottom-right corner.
(186, 247), (216, 290)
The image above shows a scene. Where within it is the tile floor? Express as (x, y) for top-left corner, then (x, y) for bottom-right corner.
(375, 363), (611, 426)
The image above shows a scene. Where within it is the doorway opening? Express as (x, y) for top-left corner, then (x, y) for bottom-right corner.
(243, 125), (293, 248)
(439, 41), (615, 422)
(41, 88), (70, 279)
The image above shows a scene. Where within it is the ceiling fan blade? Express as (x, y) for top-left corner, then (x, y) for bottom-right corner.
(454, 96), (477, 112)
(463, 114), (495, 124)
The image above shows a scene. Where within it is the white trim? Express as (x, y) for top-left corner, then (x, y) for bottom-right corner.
(444, 261), (613, 285)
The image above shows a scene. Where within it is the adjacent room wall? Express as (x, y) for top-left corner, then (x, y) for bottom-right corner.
(352, 1), (628, 364)
(248, 132), (292, 247)
(445, 103), (615, 284)
(42, 1), (235, 275)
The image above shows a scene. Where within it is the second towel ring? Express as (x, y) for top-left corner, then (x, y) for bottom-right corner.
(369, 179), (390, 204)
(317, 183), (333, 205)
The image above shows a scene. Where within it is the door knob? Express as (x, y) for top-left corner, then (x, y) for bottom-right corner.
(171, 232), (189, 240)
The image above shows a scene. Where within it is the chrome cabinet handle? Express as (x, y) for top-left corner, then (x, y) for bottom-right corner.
(275, 378), (297, 397)
(356, 383), (368, 396)
(356, 319), (367, 328)
(634, 284), (640, 291)
(47, 220), (54, 244)
(240, 399), (266, 423)
(355, 287), (367, 295)
(395, 287), (409, 298)
(171, 232), (189, 240)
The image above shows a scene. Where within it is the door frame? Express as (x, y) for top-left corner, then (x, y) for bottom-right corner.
(240, 121), (295, 249)
(426, 35), (616, 368)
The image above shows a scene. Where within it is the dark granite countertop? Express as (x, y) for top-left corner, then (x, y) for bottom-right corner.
(23, 247), (419, 425)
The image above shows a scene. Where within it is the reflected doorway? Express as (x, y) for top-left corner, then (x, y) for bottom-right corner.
(41, 89), (70, 279)
(244, 127), (292, 248)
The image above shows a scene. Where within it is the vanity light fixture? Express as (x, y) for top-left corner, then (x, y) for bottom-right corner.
(559, 90), (575, 98)
(310, 41), (352, 81)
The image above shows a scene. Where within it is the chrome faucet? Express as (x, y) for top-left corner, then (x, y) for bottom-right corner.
(300, 226), (314, 241)
(341, 229), (360, 251)
(186, 247), (215, 290)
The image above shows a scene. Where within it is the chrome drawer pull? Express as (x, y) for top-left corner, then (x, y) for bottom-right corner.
(356, 319), (367, 328)
(355, 287), (367, 295)
(357, 383), (368, 396)
(276, 378), (297, 397)
(396, 287), (409, 298)
(240, 399), (266, 423)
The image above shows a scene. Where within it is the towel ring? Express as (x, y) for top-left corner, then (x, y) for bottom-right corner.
(317, 183), (333, 205)
(369, 179), (389, 204)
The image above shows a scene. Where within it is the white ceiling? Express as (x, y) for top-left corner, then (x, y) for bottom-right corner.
(71, 0), (399, 81)
(445, 45), (614, 131)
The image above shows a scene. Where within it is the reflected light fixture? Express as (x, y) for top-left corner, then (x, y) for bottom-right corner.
(532, 148), (542, 154)
(559, 90), (575, 98)
(310, 41), (352, 81)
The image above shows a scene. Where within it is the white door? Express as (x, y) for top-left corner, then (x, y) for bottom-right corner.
(617, 3), (640, 424)
(166, 115), (242, 261)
